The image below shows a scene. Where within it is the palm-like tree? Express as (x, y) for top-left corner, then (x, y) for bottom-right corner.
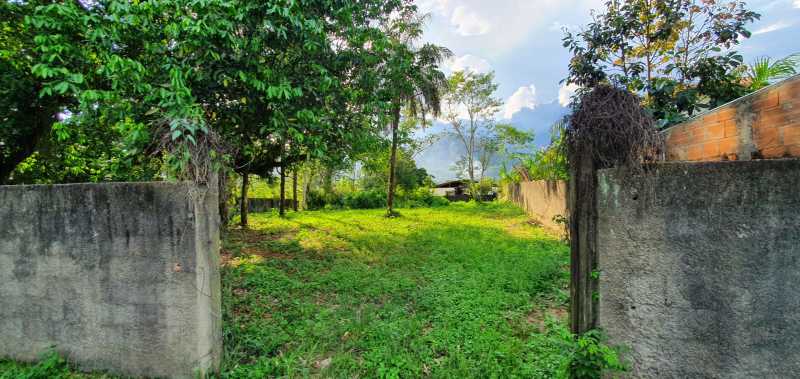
(743, 53), (800, 91)
(379, 10), (451, 216)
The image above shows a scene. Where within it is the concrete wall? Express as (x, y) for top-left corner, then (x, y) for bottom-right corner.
(663, 75), (800, 161)
(0, 181), (222, 378)
(596, 160), (800, 378)
(504, 180), (567, 234)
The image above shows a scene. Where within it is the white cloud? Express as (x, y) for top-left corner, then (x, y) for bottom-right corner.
(415, 0), (604, 55)
(503, 85), (538, 119)
(795, 0), (800, 8)
(417, 0), (450, 14)
(450, 6), (491, 36)
(549, 21), (576, 32)
(445, 54), (492, 73)
(753, 21), (792, 35)
(558, 83), (580, 107)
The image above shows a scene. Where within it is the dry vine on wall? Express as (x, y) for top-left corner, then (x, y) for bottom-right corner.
(565, 85), (663, 334)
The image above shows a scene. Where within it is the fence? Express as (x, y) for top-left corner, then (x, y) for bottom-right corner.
(503, 180), (567, 234)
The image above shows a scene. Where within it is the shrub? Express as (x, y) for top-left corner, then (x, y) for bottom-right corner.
(342, 190), (386, 209)
(307, 189), (343, 210)
(565, 329), (627, 379)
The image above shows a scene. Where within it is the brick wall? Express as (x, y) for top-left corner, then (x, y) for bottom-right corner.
(664, 75), (800, 161)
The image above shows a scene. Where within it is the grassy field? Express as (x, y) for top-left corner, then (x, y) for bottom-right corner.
(1, 202), (580, 379)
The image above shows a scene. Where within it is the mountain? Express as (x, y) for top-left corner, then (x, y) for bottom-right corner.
(414, 101), (569, 182)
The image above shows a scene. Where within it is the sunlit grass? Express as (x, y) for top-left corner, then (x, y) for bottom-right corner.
(1, 202), (573, 379)
(220, 202), (572, 378)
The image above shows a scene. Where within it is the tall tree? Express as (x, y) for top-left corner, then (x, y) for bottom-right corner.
(443, 71), (503, 198)
(564, 0), (759, 126)
(377, 9), (450, 216)
(25, 0), (408, 185)
(0, 0), (72, 183)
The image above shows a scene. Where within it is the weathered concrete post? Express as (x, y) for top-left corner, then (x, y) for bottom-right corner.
(568, 152), (598, 334)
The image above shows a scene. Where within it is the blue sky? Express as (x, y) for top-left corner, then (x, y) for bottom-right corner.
(417, 0), (800, 115)
(413, 0), (800, 181)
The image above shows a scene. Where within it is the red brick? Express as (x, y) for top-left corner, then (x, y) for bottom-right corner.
(754, 109), (794, 128)
(753, 90), (780, 111)
(687, 145), (703, 160)
(777, 79), (800, 104)
(706, 123), (724, 140)
(723, 120), (738, 138)
(761, 145), (787, 158)
(702, 142), (720, 159)
(718, 137), (738, 155)
(787, 144), (800, 157)
(754, 125), (780, 147)
(782, 125), (800, 146)
(716, 107), (737, 122)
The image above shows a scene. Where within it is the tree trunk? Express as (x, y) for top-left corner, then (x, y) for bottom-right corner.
(292, 169), (298, 212)
(218, 169), (229, 228)
(302, 169), (311, 211)
(386, 106), (401, 216)
(569, 152), (599, 335)
(323, 166), (334, 193)
(240, 173), (249, 227)
(279, 163), (286, 217)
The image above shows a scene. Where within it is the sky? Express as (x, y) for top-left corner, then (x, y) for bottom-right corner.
(416, 0), (800, 113)
(413, 0), (800, 181)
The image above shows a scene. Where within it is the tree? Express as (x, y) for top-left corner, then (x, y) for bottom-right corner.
(563, 0), (760, 126)
(0, 0), (72, 184)
(376, 9), (450, 216)
(25, 0), (409, 186)
(741, 53), (800, 91)
(443, 71), (503, 198)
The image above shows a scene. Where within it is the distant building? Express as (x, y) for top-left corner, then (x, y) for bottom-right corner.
(432, 180), (497, 202)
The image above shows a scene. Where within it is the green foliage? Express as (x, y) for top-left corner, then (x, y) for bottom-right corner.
(742, 53), (800, 91)
(343, 189), (387, 210)
(563, 0), (760, 127)
(0, 351), (114, 379)
(443, 71), (504, 185)
(567, 330), (627, 379)
(3, 205), (627, 379)
(306, 187), (448, 210)
(503, 121), (569, 183)
(13, 0), (418, 183)
(360, 147), (432, 192)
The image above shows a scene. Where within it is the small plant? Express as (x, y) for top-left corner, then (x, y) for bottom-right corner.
(565, 330), (627, 379)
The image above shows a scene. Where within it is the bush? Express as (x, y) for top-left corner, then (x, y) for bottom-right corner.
(307, 189), (343, 210)
(342, 190), (386, 209)
(307, 187), (448, 210)
(397, 187), (449, 208)
(565, 330), (627, 379)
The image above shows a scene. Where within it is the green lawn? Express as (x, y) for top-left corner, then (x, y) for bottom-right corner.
(1, 202), (577, 379)
(220, 203), (572, 378)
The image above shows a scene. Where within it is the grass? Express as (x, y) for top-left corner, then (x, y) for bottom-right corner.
(219, 202), (572, 378)
(1, 202), (577, 379)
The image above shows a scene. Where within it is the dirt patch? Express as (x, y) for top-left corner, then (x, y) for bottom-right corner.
(527, 305), (568, 332)
(229, 228), (296, 244)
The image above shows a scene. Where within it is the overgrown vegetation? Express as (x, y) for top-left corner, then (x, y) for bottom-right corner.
(563, 0), (762, 127)
(1, 204), (625, 378)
